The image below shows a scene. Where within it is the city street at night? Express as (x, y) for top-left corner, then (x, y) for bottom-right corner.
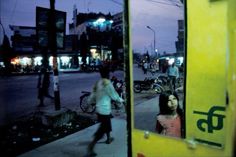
(1, 0), (235, 156)
(0, 70), (125, 125)
(0, 70), (127, 157)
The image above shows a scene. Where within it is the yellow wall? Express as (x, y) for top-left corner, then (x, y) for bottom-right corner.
(186, 0), (227, 148)
(227, 0), (236, 155)
(131, 0), (236, 156)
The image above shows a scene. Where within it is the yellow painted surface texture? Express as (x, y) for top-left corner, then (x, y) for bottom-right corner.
(131, 0), (236, 156)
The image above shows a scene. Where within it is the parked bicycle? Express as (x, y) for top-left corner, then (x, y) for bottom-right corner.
(80, 78), (126, 114)
(156, 74), (184, 93)
(79, 91), (96, 113)
(79, 91), (126, 114)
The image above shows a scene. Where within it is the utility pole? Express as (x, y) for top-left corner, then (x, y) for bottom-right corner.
(50, 0), (60, 110)
(146, 25), (156, 57)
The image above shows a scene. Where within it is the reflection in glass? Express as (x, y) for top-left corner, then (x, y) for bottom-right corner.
(56, 18), (64, 30)
(37, 9), (49, 28)
(155, 91), (184, 138)
(38, 30), (48, 47)
(55, 11), (66, 31)
(56, 32), (64, 48)
(131, 0), (185, 138)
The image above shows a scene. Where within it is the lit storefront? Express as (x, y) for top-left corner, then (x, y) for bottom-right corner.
(7, 11), (123, 74)
(9, 55), (85, 73)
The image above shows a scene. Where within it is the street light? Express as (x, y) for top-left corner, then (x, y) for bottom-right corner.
(146, 25), (156, 56)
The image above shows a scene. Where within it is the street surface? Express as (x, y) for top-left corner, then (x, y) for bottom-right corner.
(0, 64), (155, 125)
(0, 71), (124, 125)
(132, 63), (161, 105)
(132, 64), (161, 132)
(132, 64), (184, 133)
(0, 64), (184, 135)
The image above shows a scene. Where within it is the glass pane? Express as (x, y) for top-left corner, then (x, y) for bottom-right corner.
(131, 0), (186, 139)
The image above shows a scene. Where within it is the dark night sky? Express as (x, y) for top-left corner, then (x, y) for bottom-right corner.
(0, 0), (183, 54)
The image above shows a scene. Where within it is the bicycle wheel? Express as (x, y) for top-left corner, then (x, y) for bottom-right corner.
(80, 94), (96, 113)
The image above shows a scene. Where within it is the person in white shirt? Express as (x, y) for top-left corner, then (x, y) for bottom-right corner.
(167, 62), (179, 91)
(87, 66), (124, 156)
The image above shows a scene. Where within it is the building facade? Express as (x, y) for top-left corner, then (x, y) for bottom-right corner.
(6, 9), (123, 73)
(69, 9), (124, 69)
(175, 20), (184, 54)
(9, 25), (81, 73)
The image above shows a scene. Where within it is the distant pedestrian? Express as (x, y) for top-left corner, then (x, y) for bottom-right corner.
(143, 62), (148, 74)
(87, 66), (124, 156)
(150, 63), (156, 75)
(155, 91), (184, 138)
(166, 62), (179, 91)
(95, 58), (102, 70)
(37, 67), (54, 106)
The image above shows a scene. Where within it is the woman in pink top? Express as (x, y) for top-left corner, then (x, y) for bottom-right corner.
(155, 91), (184, 138)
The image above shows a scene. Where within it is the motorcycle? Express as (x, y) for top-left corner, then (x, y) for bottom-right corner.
(133, 77), (163, 93)
(111, 76), (125, 99)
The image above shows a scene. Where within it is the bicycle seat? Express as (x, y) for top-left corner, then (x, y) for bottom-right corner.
(81, 91), (90, 94)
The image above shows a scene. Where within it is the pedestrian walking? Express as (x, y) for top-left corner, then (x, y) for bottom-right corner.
(87, 66), (124, 156)
(37, 67), (54, 106)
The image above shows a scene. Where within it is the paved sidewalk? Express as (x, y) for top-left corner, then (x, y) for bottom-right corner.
(15, 65), (180, 157)
(18, 118), (127, 157)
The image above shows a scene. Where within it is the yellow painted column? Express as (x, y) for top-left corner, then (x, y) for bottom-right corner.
(130, 0), (236, 156)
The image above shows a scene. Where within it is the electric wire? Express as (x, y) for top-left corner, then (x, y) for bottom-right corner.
(168, 0), (182, 7)
(109, 0), (123, 6)
(0, 0), (6, 36)
(0, 0), (1, 23)
(10, 0), (18, 25)
(145, 0), (182, 7)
